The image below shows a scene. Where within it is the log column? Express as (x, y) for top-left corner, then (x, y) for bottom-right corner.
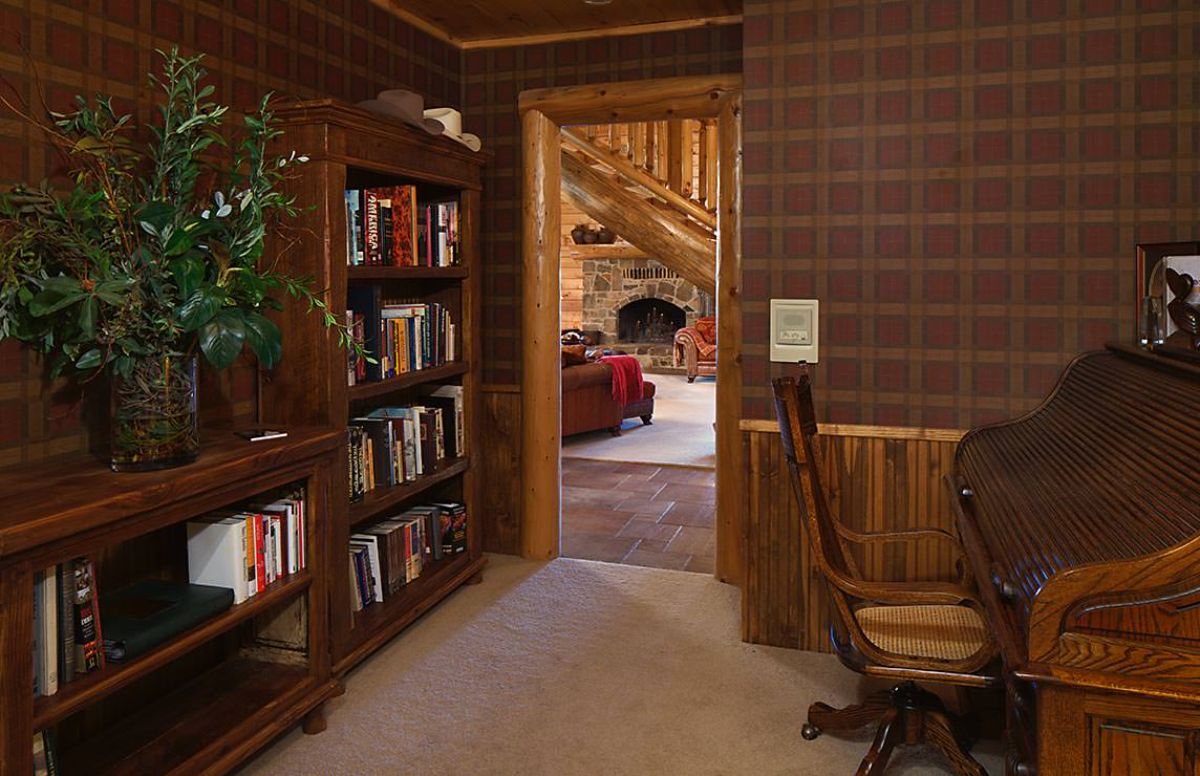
(520, 109), (562, 560)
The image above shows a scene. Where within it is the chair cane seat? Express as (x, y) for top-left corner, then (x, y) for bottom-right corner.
(854, 605), (989, 662)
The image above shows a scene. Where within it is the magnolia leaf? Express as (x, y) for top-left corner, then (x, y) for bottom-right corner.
(199, 309), (246, 370)
(169, 258), (203, 300)
(29, 287), (86, 317)
(74, 348), (103, 370)
(178, 285), (225, 331)
(243, 312), (282, 369)
(94, 279), (131, 305)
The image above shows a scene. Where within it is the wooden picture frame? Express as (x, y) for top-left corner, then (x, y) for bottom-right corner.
(1135, 241), (1200, 341)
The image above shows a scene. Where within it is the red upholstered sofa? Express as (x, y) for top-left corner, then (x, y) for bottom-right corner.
(673, 316), (717, 383)
(562, 361), (656, 437)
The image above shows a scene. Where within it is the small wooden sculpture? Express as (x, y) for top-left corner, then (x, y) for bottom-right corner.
(1164, 267), (1200, 349)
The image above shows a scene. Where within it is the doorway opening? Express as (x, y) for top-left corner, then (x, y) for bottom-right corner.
(518, 74), (742, 584)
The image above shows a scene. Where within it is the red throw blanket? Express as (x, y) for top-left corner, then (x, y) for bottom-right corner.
(599, 355), (644, 405)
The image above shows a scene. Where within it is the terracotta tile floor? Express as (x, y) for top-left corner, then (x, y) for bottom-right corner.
(561, 458), (716, 574)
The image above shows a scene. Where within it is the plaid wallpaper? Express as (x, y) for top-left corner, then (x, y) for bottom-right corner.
(0, 0), (460, 467)
(461, 27), (744, 385)
(742, 0), (1200, 428)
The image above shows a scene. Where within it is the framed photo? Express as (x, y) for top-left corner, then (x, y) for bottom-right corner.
(1135, 241), (1200, 341)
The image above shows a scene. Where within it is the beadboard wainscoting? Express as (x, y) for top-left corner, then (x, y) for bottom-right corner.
(740, 420), (965, 651)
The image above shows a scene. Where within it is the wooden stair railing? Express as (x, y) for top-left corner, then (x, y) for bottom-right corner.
(561, 127), (717, 232)
(561, 150), (716, 295)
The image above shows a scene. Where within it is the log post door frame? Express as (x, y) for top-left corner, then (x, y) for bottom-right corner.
(517, 75), (745, 584)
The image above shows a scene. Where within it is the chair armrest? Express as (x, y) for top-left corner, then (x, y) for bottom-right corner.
(831, 575), (982, 607)
(836, 525), (963, 548)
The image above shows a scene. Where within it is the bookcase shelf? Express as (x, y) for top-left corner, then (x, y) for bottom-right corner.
(0, 428), (341, 775)
(32, 571), (311, 729)
(348, 265), (469, 282)
(58, 657), (320, 776)
(349, 457), (470, 526)
(347, 361), (469, 403)
(265, 99), (486, 680)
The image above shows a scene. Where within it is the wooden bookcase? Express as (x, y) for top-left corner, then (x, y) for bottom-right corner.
(0, 428), (341, 775)
(263, 100), (487, 676)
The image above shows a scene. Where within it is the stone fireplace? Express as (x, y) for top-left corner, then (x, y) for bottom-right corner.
(582, 257), (712, 370)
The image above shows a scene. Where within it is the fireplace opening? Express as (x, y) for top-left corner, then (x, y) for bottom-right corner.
(618, 298), (687, 343)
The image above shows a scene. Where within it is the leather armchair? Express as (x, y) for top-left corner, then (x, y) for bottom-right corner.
(672, 316), (717, 383)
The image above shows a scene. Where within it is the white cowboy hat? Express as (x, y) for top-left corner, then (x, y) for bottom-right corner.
(358, 89), (443, 135)
(423, 107), (482, 152)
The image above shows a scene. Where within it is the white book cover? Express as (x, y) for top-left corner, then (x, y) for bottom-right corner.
(41, 567), (58, 696)
(188, 518), (248, 605)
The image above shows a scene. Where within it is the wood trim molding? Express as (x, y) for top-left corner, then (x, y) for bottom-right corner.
(520, 79), (742, 580)
(459, 16), (743, 50)
(368, 3), (741, 50)
(519, 75), (743, 125)
(739, 419), (967, 443)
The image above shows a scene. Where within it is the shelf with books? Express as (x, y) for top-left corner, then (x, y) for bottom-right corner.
(57, 657), (315, 775)
(32, 570), (311, 729)
(349, 457), (470, 526)
(347, 361), (468, 403)
(266, 100), (486, 679)
(338, 552), (486, 675)
(0, 428), (341, 775)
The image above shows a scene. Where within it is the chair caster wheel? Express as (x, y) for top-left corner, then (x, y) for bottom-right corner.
(801, 723), (821, 741)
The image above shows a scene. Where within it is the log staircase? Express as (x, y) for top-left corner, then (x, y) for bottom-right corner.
(560, 120), (718, 295)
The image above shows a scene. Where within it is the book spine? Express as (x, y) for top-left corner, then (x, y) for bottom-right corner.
(253, 515), (266, 593)
(41, 567), (58, 696)
(364, 190), (381, 265)
(57, 563), (75, 684)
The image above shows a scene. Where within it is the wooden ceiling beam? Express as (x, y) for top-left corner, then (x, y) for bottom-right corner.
(520, 74), (742, 125)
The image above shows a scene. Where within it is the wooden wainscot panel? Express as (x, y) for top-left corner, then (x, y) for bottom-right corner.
(480, 386), (522, 555)
(739, 420), (965, 650)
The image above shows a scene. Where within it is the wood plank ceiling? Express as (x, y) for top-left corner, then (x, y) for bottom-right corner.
(375, 0), (741, 48)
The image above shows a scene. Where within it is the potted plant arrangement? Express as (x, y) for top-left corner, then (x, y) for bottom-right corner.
(0, 49), (354, 471)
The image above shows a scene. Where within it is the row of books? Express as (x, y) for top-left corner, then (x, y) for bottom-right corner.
(348, 388), (465, 501)
(345, 186), (461, 267)
(32, 558), (103, 698)
(186, 492), (307, 606)
(349, 501), (468, 611)
(346, 300), (456, 385)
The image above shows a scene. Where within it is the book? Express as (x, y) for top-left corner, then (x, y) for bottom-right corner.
(392, 185), (418, 266)
(345, 190), (363, 265)
(100, 580), (234, 662)
(363, 189), (381, 265)
(72, 558), (103, 674)
(39, 567), (58, 696)
(56, 563), (75, 685)
(350, 533), (386, 601)
(427, 384), (465, 457)
(431, 501), (468, 554)
(188, 517), (250, 605)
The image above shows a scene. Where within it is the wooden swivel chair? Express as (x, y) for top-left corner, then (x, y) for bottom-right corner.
(772, 372), (999, 776)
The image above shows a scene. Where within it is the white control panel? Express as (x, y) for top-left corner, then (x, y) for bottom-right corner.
(770, 299), (819, 363)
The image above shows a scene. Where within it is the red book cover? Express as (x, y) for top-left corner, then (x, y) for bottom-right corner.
(392, 185), (417, 267)
(253, 513), (266, 593)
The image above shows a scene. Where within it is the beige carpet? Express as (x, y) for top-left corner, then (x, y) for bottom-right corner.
(562, 374), (716, 468)
(242, 555), (1002, 776)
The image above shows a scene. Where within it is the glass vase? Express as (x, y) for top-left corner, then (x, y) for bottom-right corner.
(110, 354), (200, 472)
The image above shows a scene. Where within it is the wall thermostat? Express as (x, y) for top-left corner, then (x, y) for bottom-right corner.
(770, 299), (818, 363)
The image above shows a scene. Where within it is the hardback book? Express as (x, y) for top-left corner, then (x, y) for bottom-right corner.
(350, 544), (374, 607)
(406, 505), (444, 561)
(361, 522), (404, 594)
(378, 194), (394, 265)
(100, 580), (234, 662)
(39, 566), (58, 696)
(350, 533), (386, 601)
(363, 189), (381, 265)
(56, 563), (75, 685)
(427, 384), (465, 457)
(414, 407), (440, 472)
(32, 729), (56, 776)
(392, 185), (418, 266)
(345, 190), (363, 265)
(72, 558), (103, 674)
(187, 517), (250, 605)
(431, 501), (468, 554)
